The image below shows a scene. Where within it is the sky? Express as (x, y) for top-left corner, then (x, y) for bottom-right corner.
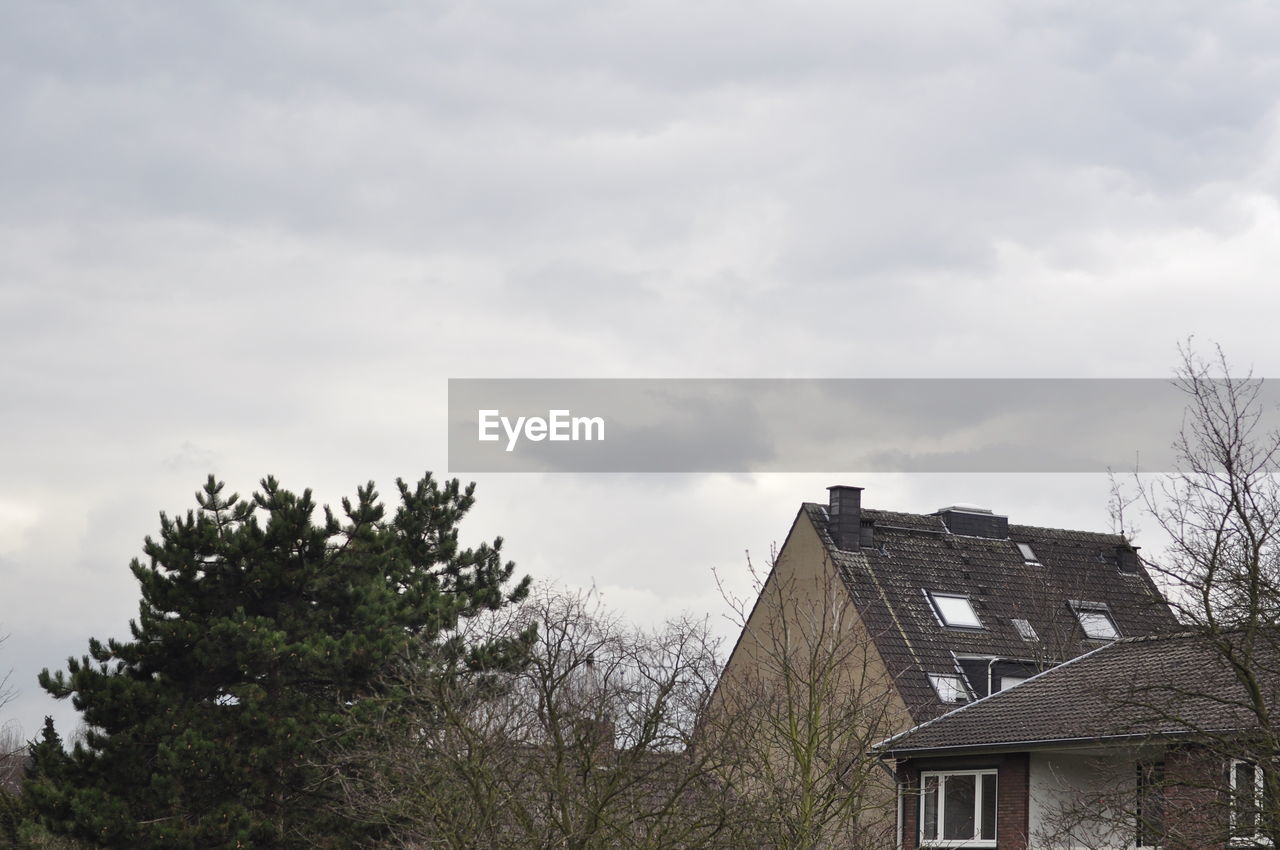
(5, 0), (1280, 739)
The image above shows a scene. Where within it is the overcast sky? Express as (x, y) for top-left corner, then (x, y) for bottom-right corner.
(5, 0), (1280, 739)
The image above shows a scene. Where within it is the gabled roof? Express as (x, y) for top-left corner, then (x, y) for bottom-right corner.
(801, 501), (1179, 722)
(878, 631), (1280, 756)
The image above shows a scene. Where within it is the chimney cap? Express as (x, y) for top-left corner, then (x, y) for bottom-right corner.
(828, 485), (864, 493)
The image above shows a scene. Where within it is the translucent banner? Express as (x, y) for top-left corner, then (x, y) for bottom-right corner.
(447, 378), (1278, 473)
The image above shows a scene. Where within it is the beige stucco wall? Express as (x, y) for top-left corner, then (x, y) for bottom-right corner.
(1028, 748), (1146, 849)
(709, 509), (913, 845)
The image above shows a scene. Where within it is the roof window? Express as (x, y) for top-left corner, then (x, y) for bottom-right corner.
(929, 673), (970, 704)
(1071, 601), (1120, 641)
(1011, 617), (1039, 642)
(1016, 542), (1040, 564)
(926, 591), (983, 629)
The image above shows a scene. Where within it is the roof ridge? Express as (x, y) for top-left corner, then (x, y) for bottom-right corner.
(1105, 628), (1205, 646)
(808, 501), (1130, 540)
(807, 500), (1139, 539)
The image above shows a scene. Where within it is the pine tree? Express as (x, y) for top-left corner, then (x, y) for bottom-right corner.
(24, 474), (530, 849)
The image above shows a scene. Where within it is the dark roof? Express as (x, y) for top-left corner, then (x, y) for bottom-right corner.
(800, 502), (1179, 723)
(878, 631), (1280, 756)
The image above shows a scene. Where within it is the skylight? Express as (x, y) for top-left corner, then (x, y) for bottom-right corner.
(927, 591), (983, 629)
(1072, 603), (1120, 640)
(929, 673), (969, 704)
(1016, 542), (1040, 564)
(1011, 617), (1038, 642)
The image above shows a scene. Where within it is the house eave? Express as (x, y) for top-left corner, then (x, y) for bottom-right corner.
(880, 728), (1228, 760)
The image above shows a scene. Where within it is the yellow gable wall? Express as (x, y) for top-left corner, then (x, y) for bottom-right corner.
(708, 508), (913, 846)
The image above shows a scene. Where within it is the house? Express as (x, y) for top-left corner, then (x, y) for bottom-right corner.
(721, 484), (1179, 726)
(878, 631), (1280, 849)
(712, 485), (1179, 843)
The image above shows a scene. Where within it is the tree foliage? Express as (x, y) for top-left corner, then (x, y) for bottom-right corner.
(24, 474), (529, 849)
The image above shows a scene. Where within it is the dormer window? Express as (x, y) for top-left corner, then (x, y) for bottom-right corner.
(1071, 601), (1120, 641)
(927, 591), (983, 629)
(1016, 542), (1040, 564)
(929, 673), (970, 704)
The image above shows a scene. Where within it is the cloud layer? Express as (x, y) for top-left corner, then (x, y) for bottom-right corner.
(4, 0), (1280, 736)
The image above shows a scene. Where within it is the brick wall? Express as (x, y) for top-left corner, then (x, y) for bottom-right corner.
(997, 753), (1030, 848)
(896, 752), (1029, 849)
(1163, 744), (1229, 850)
(897, 745), (1243, 850)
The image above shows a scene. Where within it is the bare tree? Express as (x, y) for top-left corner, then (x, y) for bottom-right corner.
(331, 586), (745, 850)
(706, 549), (906, 850)
(0, 726), (23, 796)
(0, 630), (13, 723)
(1033, 344), (1280, 849)
(0, 629), (21, 807)
(1028, 752), (1168, 850)
(1124, 346), (1280, 846)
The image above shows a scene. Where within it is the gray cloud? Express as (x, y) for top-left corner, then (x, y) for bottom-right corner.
(4, 0), (1280, 738)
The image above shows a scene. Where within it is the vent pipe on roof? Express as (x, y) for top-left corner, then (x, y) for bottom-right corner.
(827, 485), (866, 550)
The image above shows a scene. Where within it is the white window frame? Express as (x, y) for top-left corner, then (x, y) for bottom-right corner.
(1230, 759), (1274, 844)
(926, 590), (984, 629)
(1069, 600), (1120, 641)
(919, 768), (998, 847)
(929, 673), (970, 704)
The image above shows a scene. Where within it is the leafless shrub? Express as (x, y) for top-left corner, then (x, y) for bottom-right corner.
(331, 586), (744, 849)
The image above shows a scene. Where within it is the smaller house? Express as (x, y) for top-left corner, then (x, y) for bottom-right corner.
(878, 631), (1280, 850)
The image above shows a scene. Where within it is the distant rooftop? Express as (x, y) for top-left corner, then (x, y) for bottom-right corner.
(878, 631), (1280, 756)
(800, 486), (1179, 722)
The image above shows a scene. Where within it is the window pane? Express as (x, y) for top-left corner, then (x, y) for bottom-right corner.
(1264, 767), (1276, 835)
(1076, 609), (1119, 640)
(981, 773), (997, 840)
(931, 593), (982, 628)
(1137, 762), (1165, 846)
(943, 774), (977, 839)
(1016, 542), (1039, 563)
(1236, 762), (1258, 834)
(930, 674), (968, 703)
(922, 775), (939, 840)
(1012, 617), (1039, 642)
